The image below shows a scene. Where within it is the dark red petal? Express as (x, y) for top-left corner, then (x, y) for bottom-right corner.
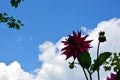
(65, 55), (71, 60)
(78, 31), (81, 37)
(82, 35), (89, 40)
(73, 52), (78, 59)
(61, 41), (67, 43)
(61, 47), (67, 51)
(85, 40), (93, 43)
(68, 35), (72, 38)
(61, 41), (68, 45)
(73, 31), (77, 37)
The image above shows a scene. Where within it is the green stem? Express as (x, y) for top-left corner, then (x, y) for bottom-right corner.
(82, 67), (89, 80)
(89, 73), (92, 80)
(77, 58), (89, 80)
(97, 42), (100, 80)
(87, 69), (92, 80)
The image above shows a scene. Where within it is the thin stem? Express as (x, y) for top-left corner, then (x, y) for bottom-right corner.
(89, 73), (92, 80)
(87, 69), (92, 80)
(97, 42), (100, 80)
(82, 67), (89, 80)
(75, 62), (91, 80)
(77, 58), (89, 80)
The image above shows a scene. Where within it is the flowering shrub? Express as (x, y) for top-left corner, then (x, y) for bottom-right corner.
(61, 31), (120, 80)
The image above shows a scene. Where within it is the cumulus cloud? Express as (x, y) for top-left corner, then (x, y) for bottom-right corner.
(88, 18), (120, 53)
(0, 61), (33, 80)
(0, 18), (120, 80)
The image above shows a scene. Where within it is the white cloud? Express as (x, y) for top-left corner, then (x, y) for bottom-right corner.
(80, 26), (92, 34)
(0, 18), (120, 80)
(0, 61), (33, 80)
(88, 18), (120, 53)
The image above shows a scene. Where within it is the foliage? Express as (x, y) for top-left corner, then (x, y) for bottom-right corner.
(10, 0), (23, 8)
(0, 13), (24, 30)
(10, 0), (24, 8)
(104, 52), (120, 72)
(0, 0), (24, 30)
(91, 52), (112, 72)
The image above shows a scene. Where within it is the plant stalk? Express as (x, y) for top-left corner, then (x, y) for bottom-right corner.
(97, 42), (100, 80)
(82, 67), (89, 80)
(87, 69), (92, 80)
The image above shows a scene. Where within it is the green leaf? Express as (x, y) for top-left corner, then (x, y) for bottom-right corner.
(77, 51), (91, 69)
(114, 67), (118, 72)
(7, 22), (15, 28)
(15, 24), (20, 30)
(17, 0), (21, 3)
(20, 23), (24, 26)
(91, 52), (112, 72)
(103, 66), (111, 71)
(10, 0), (24, 8)
(17, 20), (21, 23)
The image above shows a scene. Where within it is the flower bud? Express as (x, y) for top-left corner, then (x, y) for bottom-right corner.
(98, 31), (106, 42)
(69, 62), (75, 69)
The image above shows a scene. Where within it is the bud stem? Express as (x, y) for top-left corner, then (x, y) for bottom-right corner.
(97, 42), (100, 80)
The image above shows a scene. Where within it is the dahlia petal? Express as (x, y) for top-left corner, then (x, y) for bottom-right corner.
(73, 31), (77, 37)
(65, 52), (73, 60)
(61, 42), (68, 45)
(73, 52), (78, 59)
(86, 40), (93, 43)
(61, 41), (67, 44)
(68, 35), (72, 38)
(61, 41), (66, 43)
(82, 35), (89, 40)
(65, 55), (71, 60)
(61, 47), (66, 51)
(78, 31), (81, 37)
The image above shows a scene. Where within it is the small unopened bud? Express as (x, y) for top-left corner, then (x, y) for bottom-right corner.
(69, 62), (75, 69)
(98, 31), (106, 42)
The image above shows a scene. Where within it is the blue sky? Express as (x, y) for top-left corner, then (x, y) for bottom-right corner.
(0, 0), (120, 79)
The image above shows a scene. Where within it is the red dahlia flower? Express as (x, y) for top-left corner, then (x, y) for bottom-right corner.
(61, 31), (92, 60)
